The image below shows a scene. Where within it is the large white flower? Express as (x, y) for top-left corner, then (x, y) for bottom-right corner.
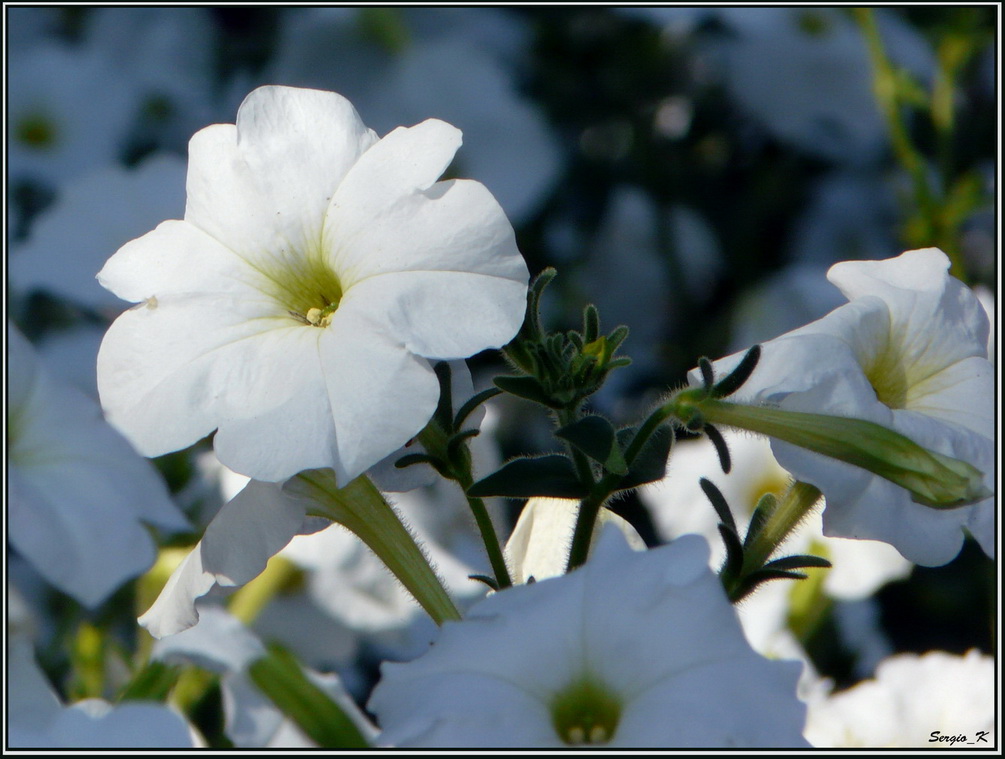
(700, 249), (994, 566)
(368, 529), (809, 748)
(7, 323), (188, 607)
(97, 85), (528, 484)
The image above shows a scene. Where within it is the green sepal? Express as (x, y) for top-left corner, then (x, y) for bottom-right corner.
(711, 344), (761, 398)
(583, 303), (601, 343)
(116, 660), (181, 703)
(698, 356), (715, 391)
(431, 361), (454, 431)
(699, 477), (738, 536)
(393, 453), (439, 469)
(494, 375), (563, 409)
(454, 387), (502, 429)
(468, 574), (500, 591)
(717, 523), (745, 586)
(248, 644), (370, 748)
(731, 568), (807, 603)
(467, 455), (589, 499)
(743, 492), (779, 550)
(763, 555), (832, 572)
(615, 423), (673, 490)
(704, 423), (731, 474)
(556, 415), (628, 475)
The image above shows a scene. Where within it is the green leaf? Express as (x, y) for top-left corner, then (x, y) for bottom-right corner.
(616, 423), (673, 489)
(494, 375), (561, 408)
(556, 415), (628, 475)
(117, 660), (181, 703)
(467, 455), (589, 499)
(763, 555), (832, 572)
(468, 574), (500, 591)
(248, 645), (370, 748)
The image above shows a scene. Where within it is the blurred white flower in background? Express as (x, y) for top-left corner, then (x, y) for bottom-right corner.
(803, 649), (995, 747)
(710, 7), (934, 163)
(7, 324), (188, 608)
(265, 7), (560, 224)
(8, 42), (139, 189)
(9, 154), (187, 311)
(152, 605), (377, 748)
(7, 586), (197, 748)
(96, 85), (528, 484)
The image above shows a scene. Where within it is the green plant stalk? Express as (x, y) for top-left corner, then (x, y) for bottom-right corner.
(741, 481), (824, 578)
(291, 471), (461, 624)
(419, 425), (513, 590)
(456, 468), (513, 590)
(853, 7), (966, 279)
(565, 473), (622, 572)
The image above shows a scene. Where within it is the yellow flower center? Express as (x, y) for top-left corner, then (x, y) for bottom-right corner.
(861, 328), (909, 410)
(551, 676), (622, 746)
(258, 242), (344, 329)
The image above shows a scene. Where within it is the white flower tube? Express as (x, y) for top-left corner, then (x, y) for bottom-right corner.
(97, 85), (528, 485)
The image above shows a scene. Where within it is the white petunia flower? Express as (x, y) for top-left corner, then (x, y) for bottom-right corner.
(96, 85), (528, 485)
(7, 323), (188, 608)
(369, 529), (809, 748)
(803, 649), (995, 748)
(699, 249), (994, 566)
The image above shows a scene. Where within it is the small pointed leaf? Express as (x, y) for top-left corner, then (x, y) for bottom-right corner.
(616, 423), (674, 490)
(763, 555), (832, 572)
(700, 477), (738, 536)
(712, 344), (761, 398)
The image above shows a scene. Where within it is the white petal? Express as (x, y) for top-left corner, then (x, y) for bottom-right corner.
(319, 308), (440, 484)
(140, 481), (309, 637)
(97, 219), (261, 303)
(343, 270), (527, 359)
(330, 174), (527, 287)
(185, 86), (378, 260)
(97, 298), (314, 459)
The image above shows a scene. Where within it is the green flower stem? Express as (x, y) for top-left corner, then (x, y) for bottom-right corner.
(418, 424), (513, 591)
(565, 473), (622, 573)
(291, 471), (461, 624)
(853, 7), (965, 279)
(741, 481), (823, 578)
(455, 469), (514, 590)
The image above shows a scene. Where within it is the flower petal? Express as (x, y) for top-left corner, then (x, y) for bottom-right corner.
(185, 86), (378, 262)
(343, 270), (527, 359)
(318, 308), (440, 484)
(140, 481), (309, 638)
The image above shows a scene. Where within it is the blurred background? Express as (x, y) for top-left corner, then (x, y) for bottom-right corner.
(6, 5), (998, 746)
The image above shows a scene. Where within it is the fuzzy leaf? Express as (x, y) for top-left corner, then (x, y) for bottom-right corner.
(467, 455), (589, 499)
(616, 423), (674, 489)
(556, 415), (628, 475)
